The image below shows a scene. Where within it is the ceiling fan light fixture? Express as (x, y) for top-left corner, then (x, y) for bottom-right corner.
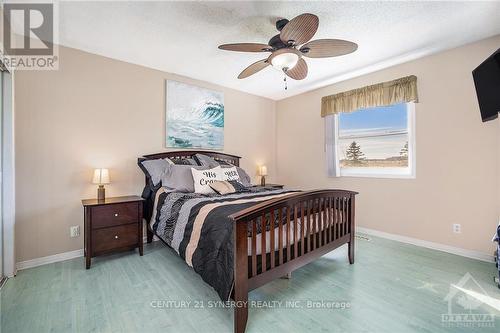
(271, 52), (299, 71)
(218, 13), (358, 82)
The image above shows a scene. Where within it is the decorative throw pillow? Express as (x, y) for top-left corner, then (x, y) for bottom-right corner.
(138, 158), (170, 187)
(209, 180), (234, 195)
(162, 165), (205, 192)
(191, 166), (222, 194)
(210, 180), (251, 195)
(221, 166), (240, 181)
(234, 167), (252, 186)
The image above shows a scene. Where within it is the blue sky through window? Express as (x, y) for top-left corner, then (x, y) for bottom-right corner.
(339, 103), (408, 137)
(337, 103), (410, 162)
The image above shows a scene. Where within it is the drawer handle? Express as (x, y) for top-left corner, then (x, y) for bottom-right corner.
(114, 213), (119, 217)
(114, 235), (119, 239)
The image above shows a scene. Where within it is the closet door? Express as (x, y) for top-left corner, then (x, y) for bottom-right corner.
(0, 70), (3, 280)
(1, 68), (13, 279)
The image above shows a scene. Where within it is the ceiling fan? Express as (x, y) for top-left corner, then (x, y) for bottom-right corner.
(218, 13), (358, 86)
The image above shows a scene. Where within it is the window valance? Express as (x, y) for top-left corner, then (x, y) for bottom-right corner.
(321, 75), (418, 117)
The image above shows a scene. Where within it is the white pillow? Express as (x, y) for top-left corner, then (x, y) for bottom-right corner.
(191, 166), (222, 194)
(221, 166), (240, 181)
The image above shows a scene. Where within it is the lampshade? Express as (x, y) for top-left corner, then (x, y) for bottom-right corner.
(259, 165), (268, 177)
(271, 52), (299, 71)
(92, 168), (110, 185)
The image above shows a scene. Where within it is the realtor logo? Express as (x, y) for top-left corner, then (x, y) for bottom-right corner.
(1, 2), (58, 70)
(3, 3), (53, 55)
(441, 272), (496, 328)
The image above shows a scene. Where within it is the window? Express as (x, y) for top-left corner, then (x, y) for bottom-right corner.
(329, 103), (415, 178)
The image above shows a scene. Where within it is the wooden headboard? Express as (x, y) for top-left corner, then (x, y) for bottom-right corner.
(140, 150), (241, 167)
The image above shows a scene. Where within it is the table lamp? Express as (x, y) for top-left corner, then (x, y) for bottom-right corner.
(92, 168), (110, 201)
(259, 165), (268, 186)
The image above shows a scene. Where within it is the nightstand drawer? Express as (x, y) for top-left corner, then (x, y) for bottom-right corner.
(91, 202), (139, 229)
(92, 224), (138, 254)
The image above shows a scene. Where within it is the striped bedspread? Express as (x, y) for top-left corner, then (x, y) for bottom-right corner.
(150, 187), (299, 300)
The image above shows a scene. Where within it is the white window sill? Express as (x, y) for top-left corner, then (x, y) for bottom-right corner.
(339, 167), (415, 179)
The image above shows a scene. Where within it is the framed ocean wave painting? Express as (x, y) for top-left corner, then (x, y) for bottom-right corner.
(166, 80), (224, 149)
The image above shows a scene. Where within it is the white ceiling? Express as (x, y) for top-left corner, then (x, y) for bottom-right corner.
(52, 1), (500, 100)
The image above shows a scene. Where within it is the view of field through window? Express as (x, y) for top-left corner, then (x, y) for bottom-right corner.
(338, 103), (409, 168)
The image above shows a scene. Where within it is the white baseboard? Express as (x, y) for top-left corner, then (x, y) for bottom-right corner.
(356, 226), (494, 263)
(16, 249), (84, 271)
(16, 237), (160, 271)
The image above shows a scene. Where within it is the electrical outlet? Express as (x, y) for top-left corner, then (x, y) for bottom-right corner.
(70, 226), (80, 238)
(453, 223), (461, 234)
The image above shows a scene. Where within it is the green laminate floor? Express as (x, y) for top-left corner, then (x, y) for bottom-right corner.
(1, 234), (499, 333)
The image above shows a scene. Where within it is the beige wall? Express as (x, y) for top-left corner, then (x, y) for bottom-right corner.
(14, 46), (277, 262)
(276, 35), (500, 255)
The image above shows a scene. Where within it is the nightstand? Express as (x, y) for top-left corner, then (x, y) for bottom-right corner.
(82, 195), (144, 269)
(252, 184), (284, 189)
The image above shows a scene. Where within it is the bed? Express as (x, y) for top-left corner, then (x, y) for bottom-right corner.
(139, 151), (358, 333)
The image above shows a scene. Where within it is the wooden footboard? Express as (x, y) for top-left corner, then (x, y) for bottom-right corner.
(229, 189), (358, 333)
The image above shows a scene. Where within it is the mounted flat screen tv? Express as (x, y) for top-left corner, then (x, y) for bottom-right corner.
(472, 48), (500, 122)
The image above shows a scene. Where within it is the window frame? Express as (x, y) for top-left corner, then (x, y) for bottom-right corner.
(333, 102), (416, 179)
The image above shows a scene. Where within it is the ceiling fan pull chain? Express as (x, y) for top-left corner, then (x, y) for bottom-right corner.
(284, 74), (287, 90)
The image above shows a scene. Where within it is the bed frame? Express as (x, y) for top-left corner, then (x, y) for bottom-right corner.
(139, 151), (358, 333)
